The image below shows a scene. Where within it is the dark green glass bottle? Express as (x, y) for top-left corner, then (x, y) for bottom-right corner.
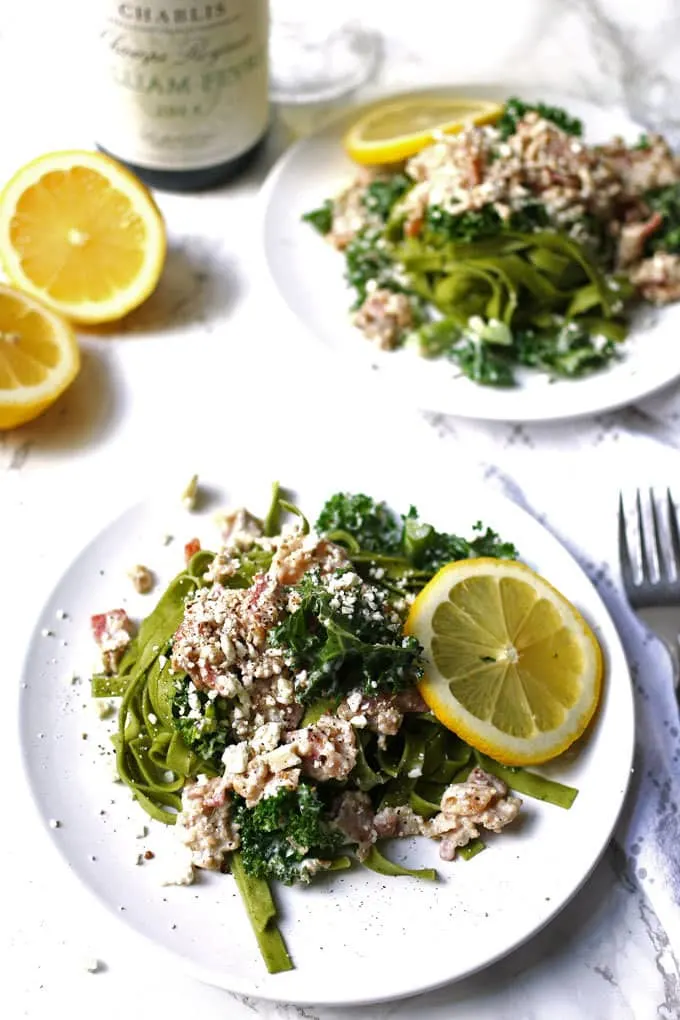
(98, 1), (269, 192)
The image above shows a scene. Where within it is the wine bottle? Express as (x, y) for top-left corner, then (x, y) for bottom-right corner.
(98, 1), (270, 192)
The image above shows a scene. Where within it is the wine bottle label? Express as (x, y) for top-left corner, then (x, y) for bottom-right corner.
(99, 1), (269, 171)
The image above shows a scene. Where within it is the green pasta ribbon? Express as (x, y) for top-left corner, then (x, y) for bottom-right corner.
(230, 852), (294, 974)
(97, 570), (203, 824)
(361, 845), (437, 881)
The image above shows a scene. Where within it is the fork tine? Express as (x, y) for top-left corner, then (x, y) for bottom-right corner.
(618, 491), (636, 590)
(649, 488), (668, 579)
(667, 489), (680, 577)
(635, 488), (653, 582)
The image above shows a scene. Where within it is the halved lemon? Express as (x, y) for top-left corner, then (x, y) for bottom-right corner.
(343, 96), (503, 165)
(0, 283), (80, 429)
(0, 151), (166, 325)
(405, 558), (603, 766)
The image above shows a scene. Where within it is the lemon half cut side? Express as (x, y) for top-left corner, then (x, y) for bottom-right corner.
(0, 283), (80, 429)
(0, 150), (166, 325)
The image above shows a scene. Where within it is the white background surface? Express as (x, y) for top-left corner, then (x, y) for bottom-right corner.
(2, 1), (680, 1018)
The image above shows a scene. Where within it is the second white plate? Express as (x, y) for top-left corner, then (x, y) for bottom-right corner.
(18, 468), (634, 1005)
(261, 84), (680, 422)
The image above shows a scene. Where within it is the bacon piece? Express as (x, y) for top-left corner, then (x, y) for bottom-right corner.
(184, 537), (201, 565)
(617, 212), (663, 268)
(178, 778), (240, 870)
(90, 609), (133, 674)
(629, 251), (680, 303)
(353, 289), (414, 351)
(332, 791), (377, 860)
(287, 715), (358, 782)
(337, 688), (427, 736)
(423, 767), (522, 860)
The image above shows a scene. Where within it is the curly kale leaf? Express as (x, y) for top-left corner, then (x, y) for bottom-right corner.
(171, 680), (231, 771)
(424, 201), (549, 245)
(425, 204), (503, 243)
(401, 508), (518, 571)
(497, 97), (583, 140)
(315, 492), (402, 552)
(413, 313), (621, 386)
(512, 322), (620, 377)
(344, 227), (403, 307)
(302, 199), (334, 236)
(507, 202), (550, 232)
(362, 174), (412, 222)
(468, 521), (521, 560)
(447, 335), (517, 386)
(643, 183), (680, 255)
(269, 569), (423, 704)
(233, 784), (343, 885)
(316, 491), (519, 575)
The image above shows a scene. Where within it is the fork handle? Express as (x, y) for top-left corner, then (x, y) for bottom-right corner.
(640, 607), (680, 690)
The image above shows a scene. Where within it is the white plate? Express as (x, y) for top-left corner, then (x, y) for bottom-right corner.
(261, 84), (680, 422)
(19, 469), (634, 1006)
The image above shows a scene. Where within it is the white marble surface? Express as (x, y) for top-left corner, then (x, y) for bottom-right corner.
(2, 1), (680, 1017)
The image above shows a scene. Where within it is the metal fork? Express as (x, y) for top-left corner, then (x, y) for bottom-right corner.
(618, 488), (680, 690)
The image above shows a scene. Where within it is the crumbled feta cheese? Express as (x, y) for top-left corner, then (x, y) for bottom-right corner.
(95, 700), (114, 720)
(160, 860), (195, 887)
(41, 628), (53, 638)
(263, 745), (301, 773)
(56, 609), (67, 620)
(250, 722), (283, 755)
(84, 958), (101, 973)
(346, 691), (363, 713)
(48, 819), (61, 829)
(128, 564), (154, 595)
(221, 741), (249, 774)
(327, 571), (359, 591)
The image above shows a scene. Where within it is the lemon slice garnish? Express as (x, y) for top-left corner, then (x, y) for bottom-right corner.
(405, 558), (603, 765)
(343, 96), (503, 165)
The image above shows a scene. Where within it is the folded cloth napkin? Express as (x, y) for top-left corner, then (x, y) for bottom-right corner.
(423, 418), (680, 954)
(637, 384), (680, 438)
